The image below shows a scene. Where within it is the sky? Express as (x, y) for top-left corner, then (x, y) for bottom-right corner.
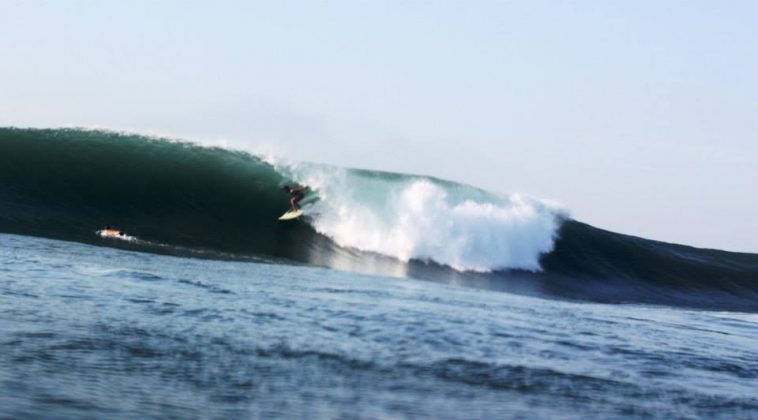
(1, 0), (756, 252)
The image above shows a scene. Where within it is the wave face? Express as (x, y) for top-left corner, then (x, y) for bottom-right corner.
(2, 128), (757, 311)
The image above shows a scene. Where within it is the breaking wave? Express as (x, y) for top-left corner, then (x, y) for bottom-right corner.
(1, 127), (757, 311)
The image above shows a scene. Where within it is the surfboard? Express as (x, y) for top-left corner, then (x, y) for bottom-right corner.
(278, 209), (303, 221)
(98, 229), (122, 238)
(96, 229), (136, 241)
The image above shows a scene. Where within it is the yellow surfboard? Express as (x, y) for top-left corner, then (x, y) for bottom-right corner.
(278, 209), (303, 221)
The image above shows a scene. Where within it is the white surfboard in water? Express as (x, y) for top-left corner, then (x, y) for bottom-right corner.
(277, 209), (303, 221)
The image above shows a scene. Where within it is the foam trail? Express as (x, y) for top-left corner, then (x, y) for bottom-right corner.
(279, 163), (565, 272)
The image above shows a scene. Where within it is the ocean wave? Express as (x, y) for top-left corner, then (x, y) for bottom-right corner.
(1, 127), (757, 311)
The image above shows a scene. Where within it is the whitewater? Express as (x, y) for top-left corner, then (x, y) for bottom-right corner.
(275, 160), (564, 272)
(1, 127), (757, 418)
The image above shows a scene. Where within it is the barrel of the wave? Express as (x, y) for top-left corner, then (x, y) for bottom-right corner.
(0, 127), (295, 254)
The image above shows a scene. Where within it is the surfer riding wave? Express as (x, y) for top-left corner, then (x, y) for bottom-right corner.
(283, 185), (305, 211)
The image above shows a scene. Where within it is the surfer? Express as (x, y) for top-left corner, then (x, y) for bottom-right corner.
(99, 226), (126, 238)
(283, 186), (305, 211)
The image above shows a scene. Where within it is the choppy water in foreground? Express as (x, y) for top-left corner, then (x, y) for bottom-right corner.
(1, 233), (757, 419)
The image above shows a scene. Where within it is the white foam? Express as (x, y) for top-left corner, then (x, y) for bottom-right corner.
(279, 163), (566, 272)
(96, 229), (137, 242)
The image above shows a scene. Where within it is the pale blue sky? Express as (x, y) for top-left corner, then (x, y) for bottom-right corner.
(1, 1), (756, 252)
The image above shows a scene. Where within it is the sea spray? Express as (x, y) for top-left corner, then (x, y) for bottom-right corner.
(275, 161), (565, 272)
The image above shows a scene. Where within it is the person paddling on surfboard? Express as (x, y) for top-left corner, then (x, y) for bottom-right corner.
(99, 226), (126, 238)
(282, 186), (305, 212)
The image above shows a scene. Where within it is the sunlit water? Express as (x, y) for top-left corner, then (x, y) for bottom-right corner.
(1, 233), (756, 418)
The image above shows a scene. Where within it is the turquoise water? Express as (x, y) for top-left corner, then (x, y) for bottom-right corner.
(1, 233), (756, 418)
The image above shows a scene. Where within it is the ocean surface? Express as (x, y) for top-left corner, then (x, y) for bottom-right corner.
(1, 128), (757, 418)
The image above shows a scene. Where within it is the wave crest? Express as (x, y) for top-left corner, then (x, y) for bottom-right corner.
(277, 163), (564, 272)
